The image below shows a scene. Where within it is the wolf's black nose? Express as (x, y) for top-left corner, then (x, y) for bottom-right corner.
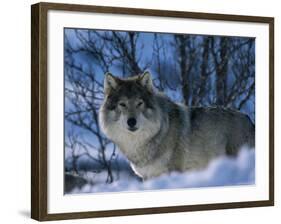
(127, 117), (137, 128)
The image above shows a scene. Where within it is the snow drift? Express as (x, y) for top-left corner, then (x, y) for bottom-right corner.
(69, 147), (255, 194)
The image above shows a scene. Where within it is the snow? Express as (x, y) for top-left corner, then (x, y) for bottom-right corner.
(68, 147), (255, 194)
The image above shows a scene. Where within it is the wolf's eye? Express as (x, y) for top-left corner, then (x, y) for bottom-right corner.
(119, 102), (126, 107)
(137, 101), (143, 107)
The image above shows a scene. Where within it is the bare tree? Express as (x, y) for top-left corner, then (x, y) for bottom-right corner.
(64, 59), (116, 183)
(209, 37), (230, 106)
(152, 34), (166, 91)
(173, 35), (198, 105)
(192, 36), (212, 106)
(227, 38), (255, 113)
(65, 132), (81, 175)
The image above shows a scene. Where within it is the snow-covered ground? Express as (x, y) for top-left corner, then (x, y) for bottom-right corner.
(68, 147), (255, 194)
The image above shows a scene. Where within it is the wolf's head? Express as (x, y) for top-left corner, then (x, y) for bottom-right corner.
(99, 71), (165, 147)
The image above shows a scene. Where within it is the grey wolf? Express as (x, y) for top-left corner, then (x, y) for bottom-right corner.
(99, 72), (255, 179)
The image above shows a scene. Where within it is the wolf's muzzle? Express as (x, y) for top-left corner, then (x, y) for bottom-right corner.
(127, 117), (137, 128)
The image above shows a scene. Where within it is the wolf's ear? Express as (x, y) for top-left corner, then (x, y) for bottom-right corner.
(139, 71), (154, 92)
(104, 72), (118, 94)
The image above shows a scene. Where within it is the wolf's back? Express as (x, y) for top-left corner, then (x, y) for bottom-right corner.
(189, 107), (255, 156)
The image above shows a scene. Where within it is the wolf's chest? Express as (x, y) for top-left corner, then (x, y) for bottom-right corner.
(130, 162), (168, 180)
(129, 149), (173, 179)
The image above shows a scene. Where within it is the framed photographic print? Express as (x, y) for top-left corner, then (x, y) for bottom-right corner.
(31, 2), (274, 221)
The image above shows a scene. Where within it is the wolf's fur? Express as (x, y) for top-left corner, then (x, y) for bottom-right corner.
(99, 72), (255, 179)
